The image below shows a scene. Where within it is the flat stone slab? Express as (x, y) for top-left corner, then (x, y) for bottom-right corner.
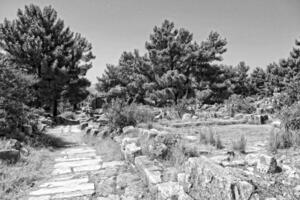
(54, 158), (102, 168)
(73, 164), (102, 172)
(61, 148), (96, 155)
(28, 196), (51, 200)
(40, 177), (89, 188)
(55, 155), (101, 162)
(52, 167), (72, 175)
(51, 189), (94, 199)
(102, 161), (125, 169)
(30, 182), (94, 196)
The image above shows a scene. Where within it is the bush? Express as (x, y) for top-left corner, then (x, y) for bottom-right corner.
(268, 128), (300, 152)
(199, 127), (223, 149)
(279, 103), (300, 131)
(225, 94), (255, 116)
(232, 135), (247, 153)
(103, 99), (154, 134)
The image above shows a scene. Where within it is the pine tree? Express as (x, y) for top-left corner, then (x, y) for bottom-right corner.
(0, 4), (94, 116)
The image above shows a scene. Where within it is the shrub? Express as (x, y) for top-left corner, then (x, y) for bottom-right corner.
(268, 127), (300, 152)
(232, 135), (247, 153)
(199, 127), (223, 149)
(225, 94), (255, 116)
(279, 103), (300, 131)
(173, 98), (195, 118)
(103, 99), (154, 134)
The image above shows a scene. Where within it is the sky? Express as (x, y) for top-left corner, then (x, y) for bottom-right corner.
(0, 0), (300, 83)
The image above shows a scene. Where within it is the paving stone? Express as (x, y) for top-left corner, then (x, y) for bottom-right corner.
(40, 177), (89, 188)
(61, 148), (96, 155)
(55, 155), (101, 162)
(30, 182), (94, 196)
(73, 164), (102, 172)
(52, 167), (72, 175)
(97, 194), (120, 200)
(54, 158), (102, 168)
(102, 160), (125, 169)
(28, 196), (51, 200)
(51, 189), (94, 199)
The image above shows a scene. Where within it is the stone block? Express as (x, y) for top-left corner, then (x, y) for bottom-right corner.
(182, 156), (256, 200)
(157, 182), (193, 200)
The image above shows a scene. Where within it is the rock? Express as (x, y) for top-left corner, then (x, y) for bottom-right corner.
(5, 139), (22, 150)
(282, 164), (300, 179)
(116, 172), (140, 190)
(80, 122), (89, 130)
(181, 143), (209, 157)
(222, 159), (246, 167)
(121, 137), (139, 151)
(56, 116), (79, 125)
(157, 182), (193, 200)
(210, 154), (230, 164)
(163, 167), (178, 182)
(134, 156), (163, 192)
(124, 143), (142, 163)
(90, 128), (99, 136)
(294, 185), (300, 197)
(182, 113), (192, 121)
(40, 117), (52, 126)
(182, 156), (256, 200)
(98, 126), (110, 138)
(96, 114), (109, 124)
(0, 149), (20, 163)
(234, 114), (245, 120)
(95, 176), (116, 197)
(85, 126), (92, 135)
(256, 154), (278, 174)
(122, 126), (139, 135)
(271, 120), (281, 128)
(192, 115), (198, 120)
(245, 154), (260, 166)
(37, 122), (47, 132)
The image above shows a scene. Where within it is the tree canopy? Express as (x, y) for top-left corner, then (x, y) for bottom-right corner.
(0, 4), (94, 116)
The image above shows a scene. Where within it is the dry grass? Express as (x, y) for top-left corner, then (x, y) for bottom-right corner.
(268, 127), (300, 153)
(232, 135), (247, 153)
(83, 135), (123, 162)
(0, 141), (55, 200)
(198, 127), (223, 149)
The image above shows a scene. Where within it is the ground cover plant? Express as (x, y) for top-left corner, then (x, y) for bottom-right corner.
(0, 139), (56, 199)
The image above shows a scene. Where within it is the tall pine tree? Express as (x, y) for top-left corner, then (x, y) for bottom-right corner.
(0, 4), (94, 116)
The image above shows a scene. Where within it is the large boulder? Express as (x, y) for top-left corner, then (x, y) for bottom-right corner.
(245, 154), (279, 174)
(182, 156), (256, 200)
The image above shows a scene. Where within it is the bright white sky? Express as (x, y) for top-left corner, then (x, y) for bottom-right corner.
(1, 0), (300, 83)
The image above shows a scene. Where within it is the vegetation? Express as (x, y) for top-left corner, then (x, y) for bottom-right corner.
(232, 135), (247, 153)
(103, 99), (154, 135)
(0, 4), (94, 117)
(199, 127), (223, 149)
(0, 139), (55, 199)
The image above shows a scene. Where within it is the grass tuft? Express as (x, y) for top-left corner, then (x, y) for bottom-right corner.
(232, 135), (247, 153)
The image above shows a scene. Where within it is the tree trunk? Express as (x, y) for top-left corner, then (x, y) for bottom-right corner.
(73, 104), (77, 111)
(52, 98), (58, 118)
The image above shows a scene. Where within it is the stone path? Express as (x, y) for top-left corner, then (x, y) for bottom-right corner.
(28, 126), (149, 200)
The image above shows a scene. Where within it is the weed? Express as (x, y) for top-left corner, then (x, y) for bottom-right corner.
(232, 135), (247, 153)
